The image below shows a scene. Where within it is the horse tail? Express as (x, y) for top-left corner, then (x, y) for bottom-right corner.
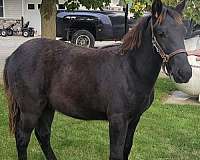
(3, 57), (18, 135)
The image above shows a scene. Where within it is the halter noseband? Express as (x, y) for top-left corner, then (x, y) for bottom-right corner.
(150, 18), (186, 63)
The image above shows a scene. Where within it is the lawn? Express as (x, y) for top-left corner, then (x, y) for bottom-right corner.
(0, 78), (200, 160)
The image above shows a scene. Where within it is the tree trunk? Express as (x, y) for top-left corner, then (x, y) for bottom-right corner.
(40, 0), (57, 39)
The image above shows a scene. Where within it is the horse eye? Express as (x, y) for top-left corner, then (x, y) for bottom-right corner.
(156, 31), (166, 38)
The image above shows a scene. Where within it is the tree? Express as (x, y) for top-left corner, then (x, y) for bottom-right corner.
(129, 0), (200, 23)
(40, 0), (57, 39)
(40, 0), (110, 39)
(161, 0), (200, 23)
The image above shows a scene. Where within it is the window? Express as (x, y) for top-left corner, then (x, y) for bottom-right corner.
(38, 4), (41, 9)
(0, 0), (3, 17)
(28, 4), (35, 10)
(58, 4), (65, 10)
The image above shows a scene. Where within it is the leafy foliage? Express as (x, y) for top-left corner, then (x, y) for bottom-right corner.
(129, 0), (200, 23)
(130, 1), (147, 19)
(64, 0), (111, 10)
(161, 0), (200, 23)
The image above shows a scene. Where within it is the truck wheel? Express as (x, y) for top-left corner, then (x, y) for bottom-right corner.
(71, 30), (95, 48)
(1, 29), (7, 37)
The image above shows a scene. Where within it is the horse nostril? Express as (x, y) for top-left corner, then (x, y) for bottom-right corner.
(178, 68), (192, 80)
(186, 69), (192, 79)
(178, 69), (184, 76)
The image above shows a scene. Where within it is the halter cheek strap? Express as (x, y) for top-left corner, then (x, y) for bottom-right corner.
(152, 35), (187, 63)
(150, 19), (187, 63)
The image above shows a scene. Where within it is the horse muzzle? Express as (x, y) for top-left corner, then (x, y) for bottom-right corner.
(171, 65), (192, 83)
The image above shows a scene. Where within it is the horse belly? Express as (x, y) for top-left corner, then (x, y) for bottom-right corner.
(66, 109), (107, 120)
(50, 97), (108, 120)
(57, 106), (107, 120)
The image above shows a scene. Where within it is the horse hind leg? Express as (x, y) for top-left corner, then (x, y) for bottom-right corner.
(13, 96), (46, 159)
(34, 106), (57, 160)
(15, 112), (39, 160)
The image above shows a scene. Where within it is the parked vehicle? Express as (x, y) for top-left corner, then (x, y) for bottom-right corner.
(56, 10), (134, 47)
(0, 21), (19, 37)
(0, 20), (35, 37)
(21, 21), (35, 37)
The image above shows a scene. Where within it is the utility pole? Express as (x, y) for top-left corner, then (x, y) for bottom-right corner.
(124, 3), (128, 34)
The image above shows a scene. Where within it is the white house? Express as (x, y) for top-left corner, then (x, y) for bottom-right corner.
(0, 0), (121, 35)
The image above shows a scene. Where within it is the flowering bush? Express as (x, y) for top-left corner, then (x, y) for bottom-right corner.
(130, 1), (146, 19)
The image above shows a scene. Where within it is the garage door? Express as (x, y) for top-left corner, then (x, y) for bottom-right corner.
(4, 0), (22, 18)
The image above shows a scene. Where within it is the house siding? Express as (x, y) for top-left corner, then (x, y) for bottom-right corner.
(4, 0), (22, 18)
(111, 0), (120, 5)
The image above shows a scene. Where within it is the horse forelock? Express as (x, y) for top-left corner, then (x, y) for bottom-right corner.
(121, 6), (183, 53)
(156, 7), (183, 25)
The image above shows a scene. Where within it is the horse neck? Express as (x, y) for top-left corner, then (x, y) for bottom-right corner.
(128, 27), (163, 88)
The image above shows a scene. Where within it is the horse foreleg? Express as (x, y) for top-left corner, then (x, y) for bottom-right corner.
(123, 117), (140, 160)
(35, 107), (57, 160)
(109, 114), (129, 160)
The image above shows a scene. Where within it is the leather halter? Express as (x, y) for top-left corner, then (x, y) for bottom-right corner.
(150, 19), (187, 63)
(150, 18), (187, 76)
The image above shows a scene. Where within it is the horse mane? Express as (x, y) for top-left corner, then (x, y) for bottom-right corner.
(122, 16), (151, 51)
(122, 6), (183, 52)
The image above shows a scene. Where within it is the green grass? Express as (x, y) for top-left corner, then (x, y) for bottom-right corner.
(0, 78), (200, 160)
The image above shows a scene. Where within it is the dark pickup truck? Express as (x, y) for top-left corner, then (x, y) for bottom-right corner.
(56, 10), (200, 48)
(56, 10), (134, 47)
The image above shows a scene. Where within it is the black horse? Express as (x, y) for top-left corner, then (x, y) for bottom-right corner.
(3, 0), (192, 160)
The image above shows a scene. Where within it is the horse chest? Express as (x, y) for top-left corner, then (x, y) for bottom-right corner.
(127, 90), (154, 114)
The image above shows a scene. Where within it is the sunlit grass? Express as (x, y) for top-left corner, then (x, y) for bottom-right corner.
(0, 78), (199, 160)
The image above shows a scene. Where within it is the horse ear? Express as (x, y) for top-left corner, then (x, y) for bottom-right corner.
(175, 0), (187, 14)
(152, 0), (163, 18)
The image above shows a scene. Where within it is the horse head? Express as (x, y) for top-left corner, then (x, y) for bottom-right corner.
(151, 0), (192, 83)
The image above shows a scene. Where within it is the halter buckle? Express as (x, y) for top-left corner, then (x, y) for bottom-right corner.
(162, 54), (170, 63)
